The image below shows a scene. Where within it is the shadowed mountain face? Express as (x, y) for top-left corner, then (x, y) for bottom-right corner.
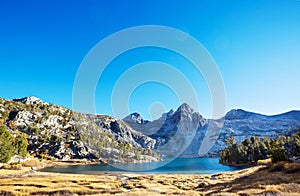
(124, 105), (300, 157)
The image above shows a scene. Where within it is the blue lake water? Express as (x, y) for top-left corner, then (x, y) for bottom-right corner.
(41, 158), (246, 174)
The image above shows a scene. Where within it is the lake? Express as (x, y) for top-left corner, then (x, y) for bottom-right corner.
(41, 158), (246, 174)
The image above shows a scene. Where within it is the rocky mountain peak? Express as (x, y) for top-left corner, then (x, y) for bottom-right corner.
(124, 112), (148, 125)
(13, 96), (47, 105)
(175, 103), (205, 126)
(177, 103), (193, 112)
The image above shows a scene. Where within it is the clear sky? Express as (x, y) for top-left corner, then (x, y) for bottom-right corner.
(0, 0), (300, 119)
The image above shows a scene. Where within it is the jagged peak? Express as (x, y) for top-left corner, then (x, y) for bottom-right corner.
(124, 112), (148, 124)
(176, 103), (194, 114)
(131, 112), (141, 117)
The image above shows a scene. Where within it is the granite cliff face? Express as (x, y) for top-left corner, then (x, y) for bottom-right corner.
(150, 104), (206, 158)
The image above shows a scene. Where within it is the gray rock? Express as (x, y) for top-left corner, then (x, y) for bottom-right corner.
(197, 182), (208, 188)
(210, 176), (218, 180)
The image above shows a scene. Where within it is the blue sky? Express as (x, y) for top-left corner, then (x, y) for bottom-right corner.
(0, 0), (300, 119)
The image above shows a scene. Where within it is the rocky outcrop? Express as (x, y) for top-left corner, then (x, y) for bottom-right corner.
(36, 141), (97, 161)
(13, 96), (47, 105)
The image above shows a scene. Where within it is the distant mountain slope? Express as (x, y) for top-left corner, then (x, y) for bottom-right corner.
(210, 109), (300, 156)
(0, 97), (159, 163)
(124, 105), (300, 158)
(82, 114), (156, 149)
(123, 109), (174, 136)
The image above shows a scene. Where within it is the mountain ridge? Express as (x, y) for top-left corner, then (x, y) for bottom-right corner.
(126, 107), (300, 123)
(2, 96), (300, 161)
(124, 103), (300, 158)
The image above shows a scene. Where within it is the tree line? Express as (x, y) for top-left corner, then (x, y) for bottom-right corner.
(220, 130), (300, 165)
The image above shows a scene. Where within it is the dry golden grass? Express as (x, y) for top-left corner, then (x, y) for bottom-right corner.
(21, 159), (44, 168)
(197, 162), (300, 195)
(257, 158), (272, 166)
(0, 170), (122, 196)
(0, 162), (299, 195)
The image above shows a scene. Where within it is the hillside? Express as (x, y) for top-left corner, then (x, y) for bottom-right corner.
(0, 97), (159, 163)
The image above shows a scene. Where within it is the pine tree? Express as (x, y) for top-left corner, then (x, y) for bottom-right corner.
(269, 140), (288, 163)
(14, 133), (28, 157)
(0, 126), (14, 163)
(292, 130), (300, 156)
(250, 136), (268, 162)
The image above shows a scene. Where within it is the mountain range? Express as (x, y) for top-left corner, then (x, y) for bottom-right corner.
(1, 96), (300, 162)
(124, 104), (300, 157)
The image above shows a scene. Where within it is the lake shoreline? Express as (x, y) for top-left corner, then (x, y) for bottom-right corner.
(40, 157), (246, 175)
(1, 162), (300, 195)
